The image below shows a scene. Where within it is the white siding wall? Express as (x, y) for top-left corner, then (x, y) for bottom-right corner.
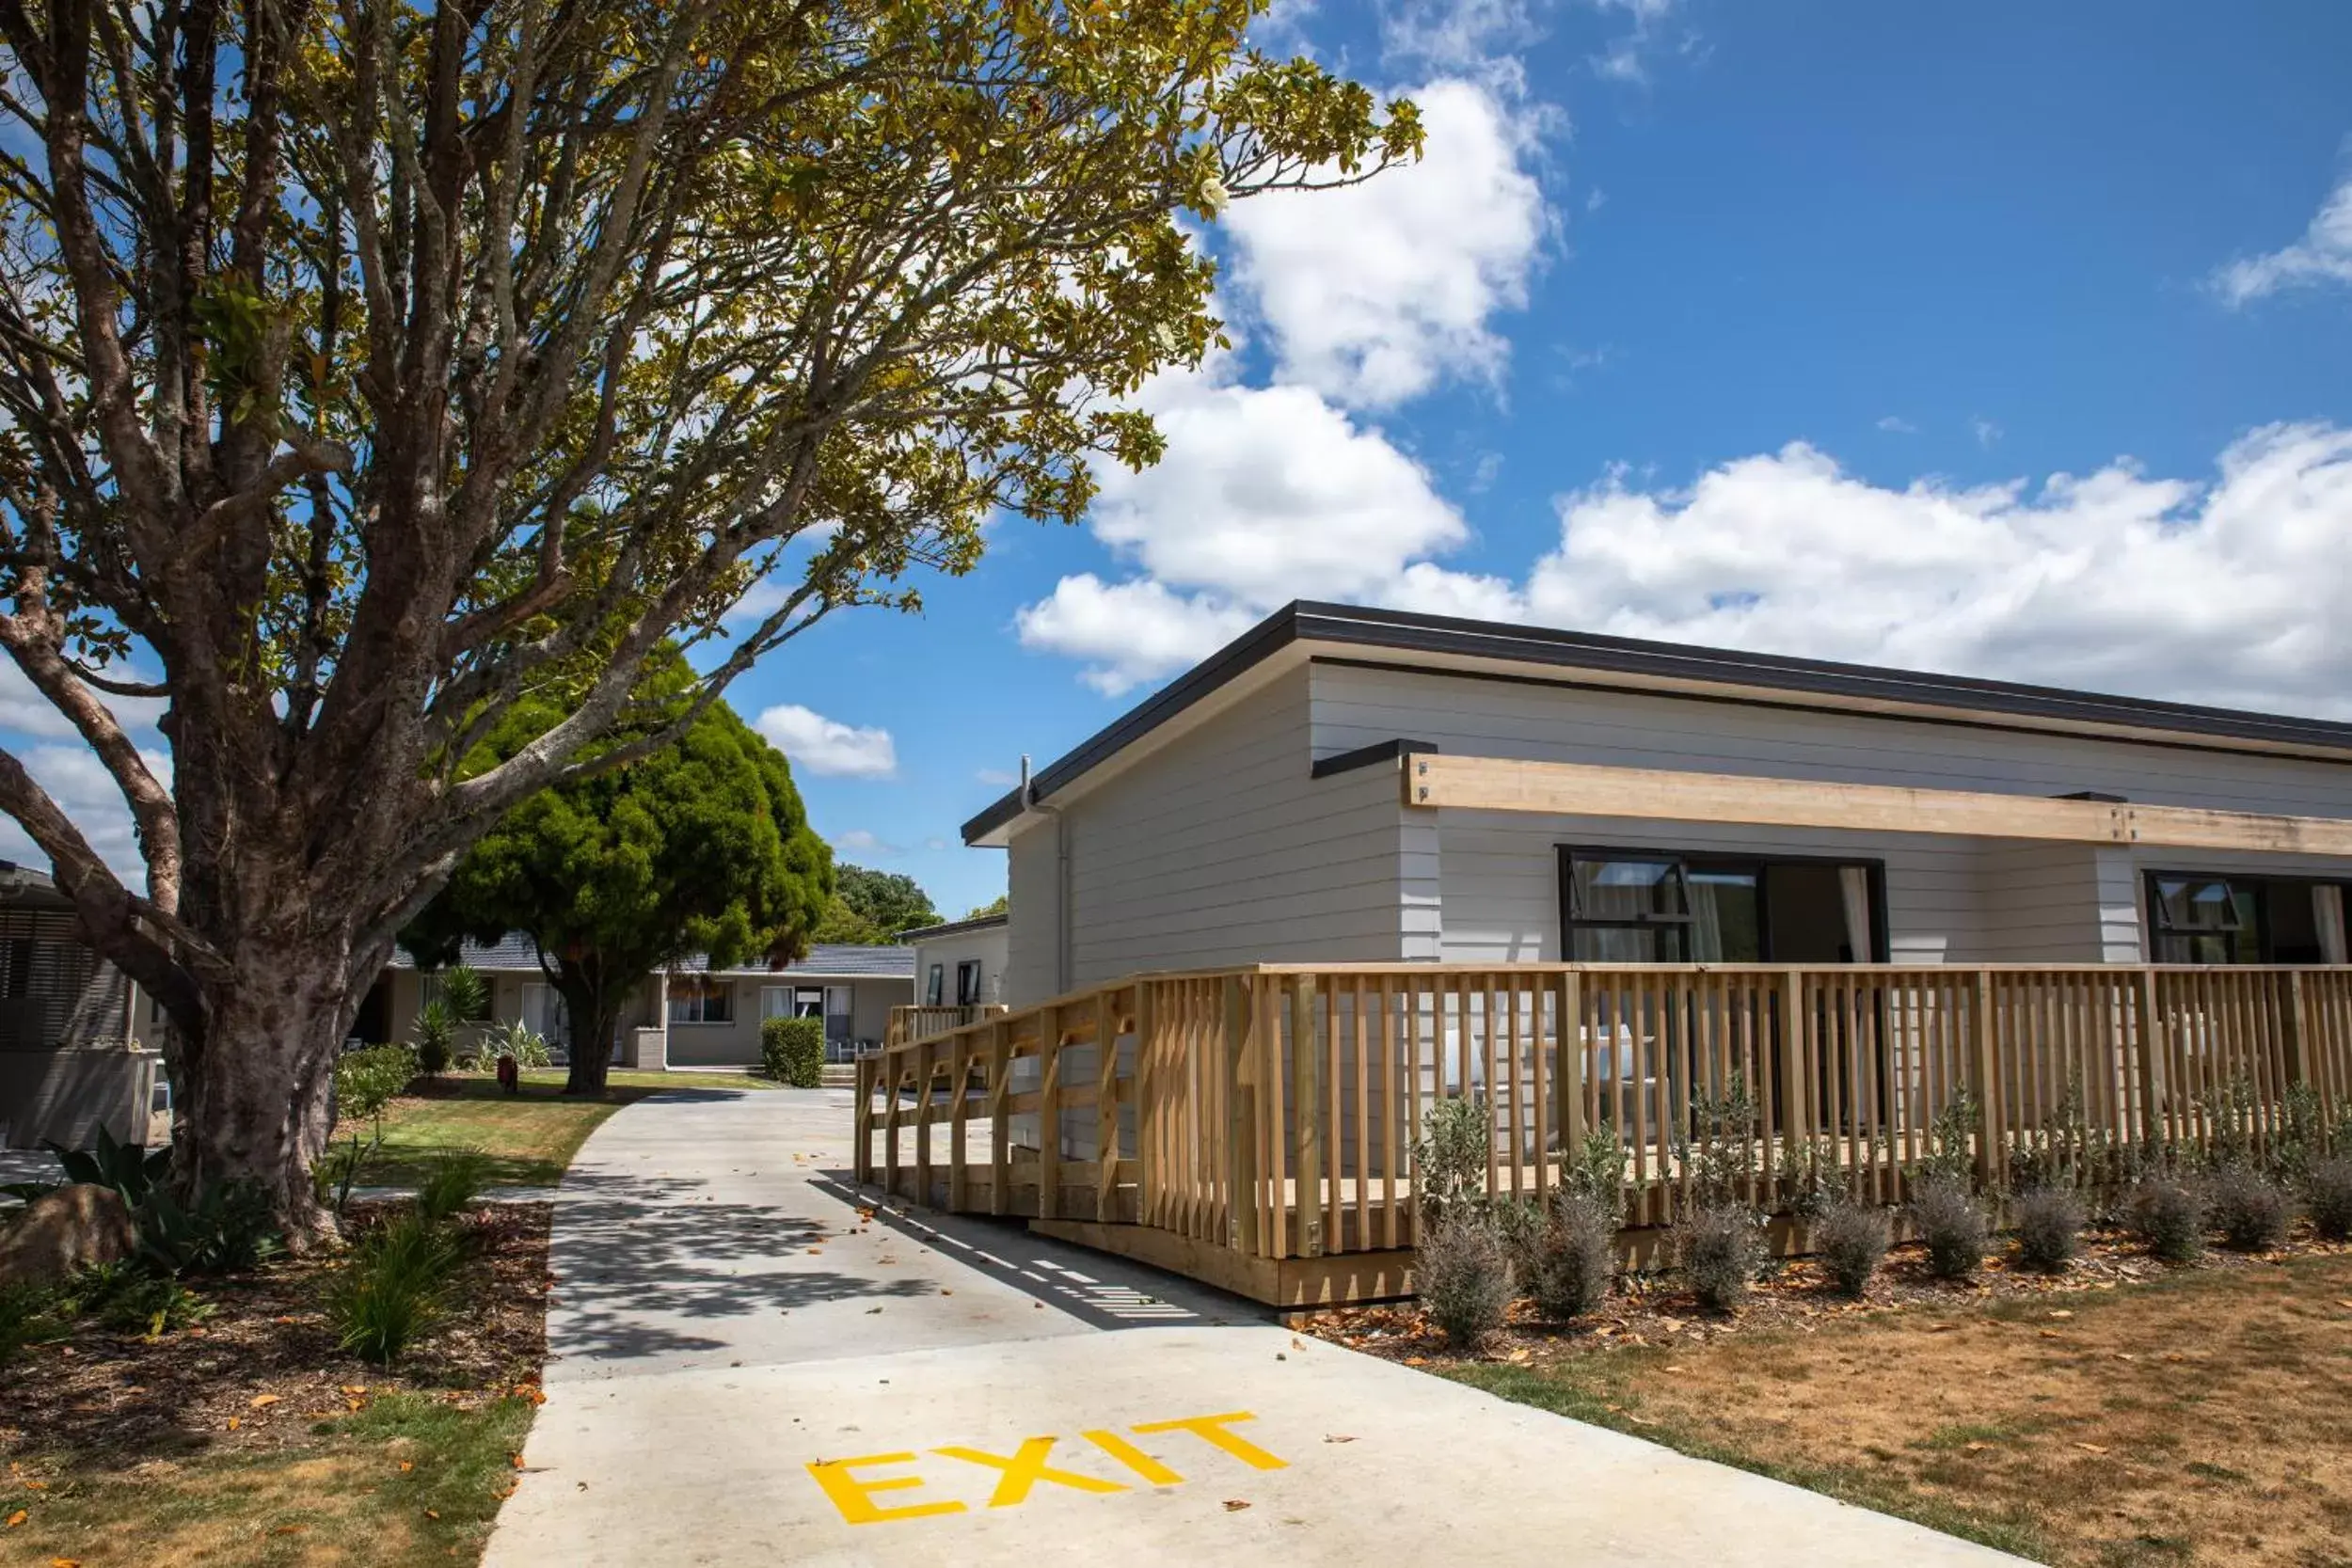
(1313, 662), (2352, 967)
(1004, 817), (1063, 1007)
(909, 926), (1010, 1006)
(1311, 663), (2352, 818)
(1001, 668), (1419, 1005)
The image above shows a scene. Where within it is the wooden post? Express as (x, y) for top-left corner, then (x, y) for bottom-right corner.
(2134, 968), (2164, 1148)
(1291, 973), (1324, 1259)
(882, 1055), (903, 1200)
(948, 1031), (971, 1212)
(914, 1038), (935, 1207)
(2283, 971), (2310, 1090)
(1223, 975), (1260, 1256)
(1558, 971), (1584, 1158)
(853, 1053), (873, 1185)
(1097, 990), (1123, 1223)
(1973, 970), (2000, 1189)
(1134, 982), (1159, 1226)
(1038, 1006), (1064, 1221)
(988, 1023), (1012, 1217)
(1777, 969), (1805, 1201)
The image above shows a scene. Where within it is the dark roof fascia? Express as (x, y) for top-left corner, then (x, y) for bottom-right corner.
(962, 600), (2352, 845)
(1291, 602), (2352, 753)
(1309, 737), (1439, 780)
(896, 911), (1011, 942)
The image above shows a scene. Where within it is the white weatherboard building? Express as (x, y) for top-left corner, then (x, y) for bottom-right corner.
(961, 602), (2352, 1007)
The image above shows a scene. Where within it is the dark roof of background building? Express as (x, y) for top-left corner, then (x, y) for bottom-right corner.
(390, 938), (914, 980)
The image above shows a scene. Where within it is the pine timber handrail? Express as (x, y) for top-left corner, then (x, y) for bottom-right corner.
(855, 961), (2352, 1303)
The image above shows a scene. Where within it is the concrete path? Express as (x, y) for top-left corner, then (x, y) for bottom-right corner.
(485, 1087), (2023, 1568)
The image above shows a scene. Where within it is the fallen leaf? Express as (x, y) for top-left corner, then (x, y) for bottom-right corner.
(1222, 1499), (1250, 1513)
(1964, 1442), (1994, 1452)
(423, 1509), (439, 1520)
(866, 1307), (883, 1315)
(2047, 1309), (2074, 1321)
(272, 1525), (307, 1536)
(2074, 1442), (2109, 1455)
(511, 1454), (526, 1470)
(250, 1394), (281, 1409)
(53, 1560), (81, 1568)
(6, 1511), (26, 1528)
(2113, 1353), (2137, 1362)
(940, 1290), (952, 1297)
(1291, 1336), (1306, 1351)
(1662, 1364), (1686, 1373)
(1403, 1356), (1426, 1367)
(226, 1417), (241, 1431)
(2038, 1330), (2061, 1339)
(398, 1462), (414, 1473)
(1927, 1323), (1960, 1333)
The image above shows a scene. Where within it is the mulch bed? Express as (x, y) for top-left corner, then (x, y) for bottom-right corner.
(0, 1201), (551, 1469)
(1303, 1223), (2352, 1368)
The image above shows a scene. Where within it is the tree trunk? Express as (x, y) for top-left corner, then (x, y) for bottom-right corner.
(173, 938), (355, 1251)
(556, 966), (626, 1100)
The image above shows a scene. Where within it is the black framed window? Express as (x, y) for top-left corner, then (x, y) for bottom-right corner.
(926, 963), (944, 1006)
(667, 977), (734, 1023)
(955, 960), (983, 1006)
(1559, 847), (1884, 963)
(2146, 872), (2348, 964)
(1565, 854), (1691, 961)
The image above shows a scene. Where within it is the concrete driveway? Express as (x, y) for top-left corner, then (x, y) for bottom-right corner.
(484, 1087), (2022, 1567)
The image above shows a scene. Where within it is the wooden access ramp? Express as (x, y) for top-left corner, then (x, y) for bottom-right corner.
(856, 961), (2352, 1307)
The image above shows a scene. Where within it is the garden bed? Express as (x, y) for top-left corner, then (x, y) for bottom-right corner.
(1, 1200), (552, 1566)
(1304, 1227), (2352, 1565)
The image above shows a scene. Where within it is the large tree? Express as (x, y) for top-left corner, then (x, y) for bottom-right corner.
(405, 674), (830, 1098)
(0, 0), (1416, 1238)
(811, 863), (939, 943)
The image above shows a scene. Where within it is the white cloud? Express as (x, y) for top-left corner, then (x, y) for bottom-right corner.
(0, 660), (167, 740)
(1025, 420), (2352, 721)
(833, 828), (900, 855)
(753, 704), (898, 778)
(1519, 422), (2352, 716)
(1875, 415), (1918, 435)
(974, 767), (1022, 788)
(1971, 416), (2001, 449)
(0, 742), (172, 882)
(2211, 173), (2352, 308)
(1016, 576), (1259, 695)
(1220, 77), (1549, 409)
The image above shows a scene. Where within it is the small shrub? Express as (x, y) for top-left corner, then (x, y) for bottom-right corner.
(415, 1150), (493, 1224)
(1813, 1196), (1889, 1298)
(1413, 1095), (1492, 1221)
(330, 1044), (420, 1212)
(329, 1213), (460, 1366)
(1529, 1188), (1617, 1322)
(759, 1015), (826, 1087)
(2306, 1157), (2352, 1243)
(2012, 1185), (2085, 1274)
(410, 999), (457, 1078)
(1678, 1203), (1762, 1314)
(1561, 1130), (1629, 1223)
(1487, 1193), (1545, 1280)
(2129, 1178), (2205, 1263)
(1909, 1180), (1988, 1280)
(2205, 1165), (2292, 1253)
(135, 1178), (281, 1275)
(1417, 1209), (1513, 1350)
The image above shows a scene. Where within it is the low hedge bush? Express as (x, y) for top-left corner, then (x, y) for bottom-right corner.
(760, 1016), (826, 1086)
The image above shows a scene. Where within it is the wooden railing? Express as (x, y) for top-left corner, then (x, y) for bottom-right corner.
(855, 964), (2352, 1299)
(885, 1003), (1007, 1050)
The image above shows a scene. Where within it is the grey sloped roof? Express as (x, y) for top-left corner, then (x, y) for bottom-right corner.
(391, 935), (913, 981)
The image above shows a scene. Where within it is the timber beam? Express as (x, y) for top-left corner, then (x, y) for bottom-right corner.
(1404, 752), (2352, 856)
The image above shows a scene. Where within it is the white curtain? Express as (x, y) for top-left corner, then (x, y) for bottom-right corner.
(2317, 884), (2349, 966)
(1688, 874), (1724, 961)
(1838, 866), (1874, 964)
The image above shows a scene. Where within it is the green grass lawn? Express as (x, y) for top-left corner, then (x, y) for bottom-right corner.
(8, 1393), (537, 1567)
(351, 1069), (778, 1189)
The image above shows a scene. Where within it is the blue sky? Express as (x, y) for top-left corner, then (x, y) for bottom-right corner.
(4, 0), (2348, 926)
(740, 0), (2352, 920)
